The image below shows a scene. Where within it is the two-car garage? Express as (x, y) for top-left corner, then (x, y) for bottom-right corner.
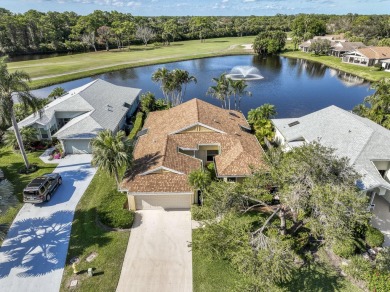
(131, 193), (192, 210)
(63, 139), (92, 154)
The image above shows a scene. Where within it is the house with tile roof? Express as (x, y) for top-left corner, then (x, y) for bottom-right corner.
(342, 46), (390, 67)
(272, 106), (390, 245)
(121, 98), (267, 210)
(13, 79), (141, 154)
(329, 41), (366, 57)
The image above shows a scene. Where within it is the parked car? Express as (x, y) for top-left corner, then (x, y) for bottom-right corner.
(23, 173), (62, 203)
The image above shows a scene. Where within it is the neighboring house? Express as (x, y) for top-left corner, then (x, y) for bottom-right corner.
(121, 99), (267, 211)
(342, 46), (390, 67)
(299, 34), (346, 52)
(13, 79), (141, 154)
(381, 59), (390, 72)
(272, 106), (390, 244)
(329, 42), (366, 57)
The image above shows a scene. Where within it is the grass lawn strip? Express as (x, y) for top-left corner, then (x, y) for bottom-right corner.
(6, 37), (255, 89)
(0, 146), (57, 242)
(60, 169), (129, 292)
(281, 50), (389, 82)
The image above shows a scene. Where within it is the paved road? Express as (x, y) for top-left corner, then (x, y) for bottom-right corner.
(0, 155), (96, 292)
(116, 210), (192, 292)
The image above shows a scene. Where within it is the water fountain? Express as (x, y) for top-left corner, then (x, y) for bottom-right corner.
(226, 66), (264, 81)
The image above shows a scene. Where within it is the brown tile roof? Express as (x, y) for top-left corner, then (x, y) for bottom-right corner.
(122, 99), (267, 193)
(356, 47), (390, 59)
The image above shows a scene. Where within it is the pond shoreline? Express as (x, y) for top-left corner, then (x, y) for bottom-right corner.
(281, 50), (388, 82)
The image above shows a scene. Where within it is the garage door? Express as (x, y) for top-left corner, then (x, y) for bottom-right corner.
(135, 194), (191, 210)
(63, 139), (92, 154)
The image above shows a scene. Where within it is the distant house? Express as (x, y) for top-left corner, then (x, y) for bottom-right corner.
(13, 79), (141, 154)
(299, 34), (346, 52)
(272, 106), (390, 245)
(381, 59), (390, 72)
(330, 42), (366, 57)
(121, 99), (267, 210)
(342, 46), (390, 67)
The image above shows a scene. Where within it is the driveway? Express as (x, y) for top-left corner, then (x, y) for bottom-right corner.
(116, 210), (192, 292)
(0, 154), (96, 292)
(371, 195), (390, 247)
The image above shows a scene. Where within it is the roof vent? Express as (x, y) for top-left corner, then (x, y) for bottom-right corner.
(239, 124), (252, 133)
(136, 128), (148, 138)
(123, 102), (131, 108)
(106, 104), (113, 111)
(229, 112), (239, 118)
(288, 121), (300, 127)
(213, 119), (219, 123)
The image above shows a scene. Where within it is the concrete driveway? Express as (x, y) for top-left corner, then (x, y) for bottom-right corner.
(116, 210), (192, 292)
(0, 154), (96, 292)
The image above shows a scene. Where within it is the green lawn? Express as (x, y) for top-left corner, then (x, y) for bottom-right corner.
(0, 146), (57, 238)
(60, 169), (130, 292)
(7, 37), (255, 89)
(281, 51), (389, 82)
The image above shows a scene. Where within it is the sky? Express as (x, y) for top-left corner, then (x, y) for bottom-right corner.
(0, 0), (389, 16)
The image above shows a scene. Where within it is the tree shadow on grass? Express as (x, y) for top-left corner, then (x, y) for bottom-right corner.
(284, 261), (348, 292)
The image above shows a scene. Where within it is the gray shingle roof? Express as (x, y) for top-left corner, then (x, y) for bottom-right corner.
(272, 105), (390, 191)
(15, 79), (141, 138)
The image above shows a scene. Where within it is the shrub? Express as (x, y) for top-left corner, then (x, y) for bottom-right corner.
(365, 226), (384, 247)
(376, 247), (390, 273)
(97, 191), (135, 229)
(343, 255), (372, 281)
(332, 239), (356, 258)
(191, 205), (215, 221)
(369, 272), (390, 292)
(128, 112), (144, 140)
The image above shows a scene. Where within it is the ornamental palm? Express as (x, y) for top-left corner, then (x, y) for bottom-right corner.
(207, 73), (230, 109)
(151, 67), (171, 105)
(229, 79), (252, 111)
(170, 69), (197, 106)
(91, 130), (133, 187)
(248, 104), (277, 125)
(0, 56), (39, 169)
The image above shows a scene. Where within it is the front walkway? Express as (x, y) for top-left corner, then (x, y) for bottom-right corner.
(0, 155), (96, 292)
(116, 210), (192, 292)
(371, 195), (390, 247)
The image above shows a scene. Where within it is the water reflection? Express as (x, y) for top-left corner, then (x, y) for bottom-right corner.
(32, 55), (373, 118)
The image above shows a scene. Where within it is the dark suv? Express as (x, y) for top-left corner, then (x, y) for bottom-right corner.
(23, 173), (62, 203)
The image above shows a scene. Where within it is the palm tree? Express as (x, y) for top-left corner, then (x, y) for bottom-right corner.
(152, 67), (171, 104)
(91, 130), (133, 187)
(48, 87), (67, 100)
(207, 73), (230, 109)
(152, 68), (197, 107)
(248, 104), (277, 125)
(170, 69), (197, 106)
(0, 57), (39, 169)
(229, 79), (252, 111)
(188, 169), (211, 206)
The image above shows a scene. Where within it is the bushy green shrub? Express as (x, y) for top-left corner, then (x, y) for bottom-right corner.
(342, 255), (372, 281)
(128, 112), (144, 140)
(97, 191), (135, 229)
(365, 226), (384, 247)
(191, 205), (215, 221)
(369, 272), (390, 292)
(332, 239), (356, 258)
(376, 247), (390, 273)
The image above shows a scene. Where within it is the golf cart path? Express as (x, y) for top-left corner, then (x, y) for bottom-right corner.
(0, 154), (96, 292)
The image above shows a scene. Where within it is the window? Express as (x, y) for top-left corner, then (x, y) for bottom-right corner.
(39, 128), (49, 139)
(206, 150), (219, 162)
(50, 123), (57, 135)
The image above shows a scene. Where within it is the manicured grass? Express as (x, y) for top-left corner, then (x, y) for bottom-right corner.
(7, 37), (255, 89)
(0, 146), (57, 240)
(60, 169), (130, 292)
(192, 229), (241, 292)
(281, 50), (389, 82)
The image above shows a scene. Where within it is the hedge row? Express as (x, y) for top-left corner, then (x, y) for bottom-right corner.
(97, 191), (135, 229)
(128, 112), (144, 140)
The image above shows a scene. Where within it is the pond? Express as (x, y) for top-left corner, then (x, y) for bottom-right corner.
(32, 55), (374, 118)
